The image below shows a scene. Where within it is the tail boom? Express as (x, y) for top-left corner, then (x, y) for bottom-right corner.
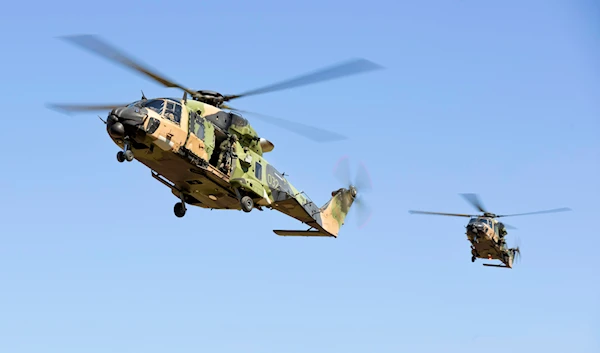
(272, 187), (356, 238)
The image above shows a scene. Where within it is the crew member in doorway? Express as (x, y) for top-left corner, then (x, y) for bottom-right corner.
(218, 134), (238, 174)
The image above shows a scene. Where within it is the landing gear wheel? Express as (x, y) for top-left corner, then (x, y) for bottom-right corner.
(174, 202), (186, 218)
(471, 256), (476, 262)
(240, 196), (253, 213)
(117, 151), (125, 163)
(124, 150), (134, 162)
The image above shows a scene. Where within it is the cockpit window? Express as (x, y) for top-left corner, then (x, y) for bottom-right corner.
(142, 99), (165, 114)
(127, 100), (142, 108)
(164, 100), (182, 124)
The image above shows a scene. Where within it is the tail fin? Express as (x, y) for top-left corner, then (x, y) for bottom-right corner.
(317, 187), (357, 237)
(272, 157), (371, 238)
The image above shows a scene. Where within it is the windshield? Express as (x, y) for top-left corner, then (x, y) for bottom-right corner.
(469, 217), (488, 225)
(126, 100), (142, 108)
(141, 99), (165, 114)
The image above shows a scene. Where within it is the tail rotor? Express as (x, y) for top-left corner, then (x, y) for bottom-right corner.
(333, 156), (373, 228)
(509, 237), (522, 266)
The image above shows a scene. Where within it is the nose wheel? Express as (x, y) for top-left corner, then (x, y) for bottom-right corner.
(117, 140), (134, 163)
(117, 150), (134, 162)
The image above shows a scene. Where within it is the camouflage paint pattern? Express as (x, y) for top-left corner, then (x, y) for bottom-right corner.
(466, 217), (516, 268)
(105, 96), (356, 237)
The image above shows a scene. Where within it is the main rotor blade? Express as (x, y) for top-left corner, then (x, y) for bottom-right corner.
(502, 223), (517, 230)
(59, 34), (197, 96)
(225, 107), (347, 143)
(46, 103), (126, 114)
(408, 210), (475, 217)
(460, 193), (487, 213)
(496, 207), (572, 218)
(223, 58), (383, 101)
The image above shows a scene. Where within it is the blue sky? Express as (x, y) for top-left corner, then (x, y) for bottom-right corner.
(1, 0), (598, 352)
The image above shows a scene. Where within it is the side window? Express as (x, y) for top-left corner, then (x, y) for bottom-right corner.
(193, 113), (205, 139)
(255, 162), (262, 180)
(174, 103), (182, 123)
(164, 101), (182, 124)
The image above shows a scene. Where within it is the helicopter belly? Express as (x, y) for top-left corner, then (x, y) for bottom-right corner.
(130, 144), (240, 210)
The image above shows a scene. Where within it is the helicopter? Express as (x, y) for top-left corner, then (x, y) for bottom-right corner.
(408, 193), (571, 268)
(47, 34), (380, 238)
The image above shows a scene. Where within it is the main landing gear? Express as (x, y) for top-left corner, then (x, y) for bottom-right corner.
(174, 202), (186, 218)
(240, 195), (253, 213)
(116, 139), (134, 163)
(174, 192), (187, 218)
(234, 187), (254, 213)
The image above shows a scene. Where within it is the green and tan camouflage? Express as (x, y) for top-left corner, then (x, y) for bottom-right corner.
(97, 96), (359, 237)
(47, 34), (379, 238)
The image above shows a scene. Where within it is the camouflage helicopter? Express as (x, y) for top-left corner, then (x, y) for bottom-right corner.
(47, 35), (379, 238)
(409, 193), (571, 268)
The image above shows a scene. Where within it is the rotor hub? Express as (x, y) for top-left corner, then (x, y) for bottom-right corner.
(192, 90), (225, 106)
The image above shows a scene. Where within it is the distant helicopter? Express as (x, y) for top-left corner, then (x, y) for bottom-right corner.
(47, 34), (379, 237)
(409, 194), (571, 268)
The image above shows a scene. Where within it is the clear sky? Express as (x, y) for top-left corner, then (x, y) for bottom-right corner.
(1, 0), (598, 352)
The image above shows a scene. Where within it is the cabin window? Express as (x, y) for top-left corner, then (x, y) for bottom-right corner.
(164, 100), (182, 124)
(191, 112), (205, 139)
(142, 99), (165, 114)
(255, 162), (263, 180)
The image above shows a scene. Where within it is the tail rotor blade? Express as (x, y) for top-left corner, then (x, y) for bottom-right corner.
(354, 197), (373, 229)
(333, 155), (352, 187)
(354, 161), (373, 193)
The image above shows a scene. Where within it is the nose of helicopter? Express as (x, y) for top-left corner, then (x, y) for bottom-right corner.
(467, 222), (484, 233)
(106, 106), (147, 139)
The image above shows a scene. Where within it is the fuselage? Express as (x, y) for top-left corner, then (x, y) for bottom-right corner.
(466, 217), (502, 259)
(102, 96), (355, 237)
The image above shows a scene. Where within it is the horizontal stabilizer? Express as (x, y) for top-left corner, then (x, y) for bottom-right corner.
(482, 263), (511, 269)
(273, 230), (334, 237)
